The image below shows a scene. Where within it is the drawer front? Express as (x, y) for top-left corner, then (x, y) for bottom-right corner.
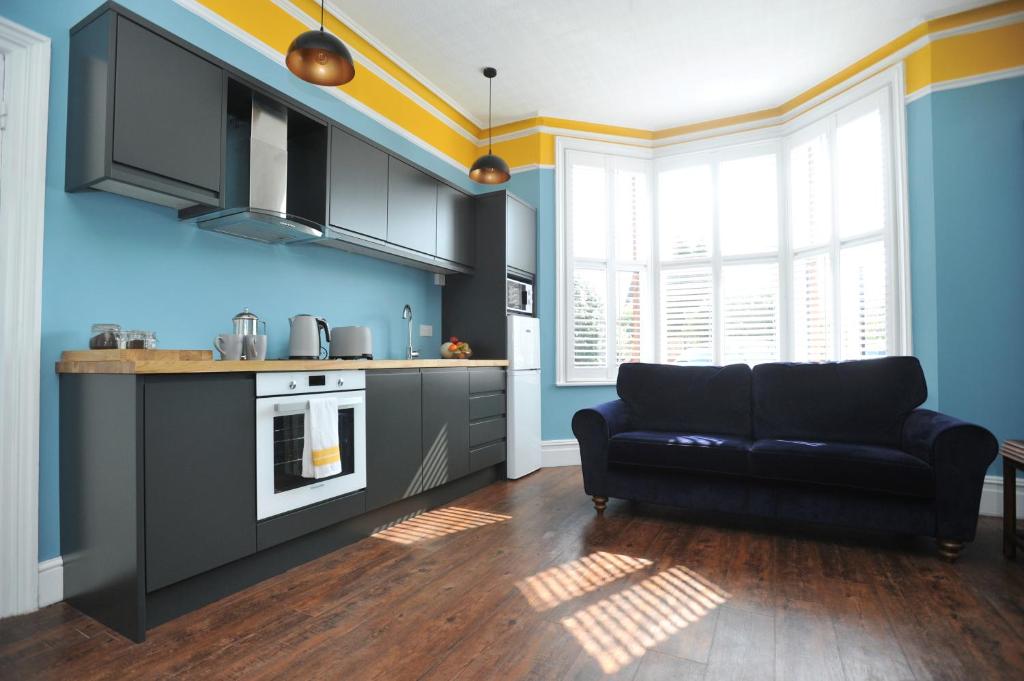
(470, 440), (506, 472)
(470, 368), (505, 394)
(470, 393), (506, 421)
(470, 416), (506, 448)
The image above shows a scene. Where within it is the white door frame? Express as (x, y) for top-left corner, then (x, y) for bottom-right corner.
(0, 15), (50, 618)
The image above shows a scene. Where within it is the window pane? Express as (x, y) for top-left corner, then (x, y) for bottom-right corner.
(721, 262), (779, 366)
(658, 165), (712, 260)
(793, 254), (833, 361)
(836, 109), (885, 239)
(614, 168), (650, 263)
(719, 154), (778, 256)
(840, 240), (887, 359)
(660, 267), (713, 365)
(572, 268), (607, 368)
(615, 270), (644, 364)
(570, 163), (607, 260)
(789, 134), (831, 249)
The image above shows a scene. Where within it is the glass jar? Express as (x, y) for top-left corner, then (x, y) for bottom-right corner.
(125, 330), (148, 350)
(89, 323), (122, 350)
(143, 331), (158, 350)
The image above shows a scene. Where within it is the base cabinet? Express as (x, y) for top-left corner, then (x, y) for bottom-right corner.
(59, 365), (504, 642)
(366, 370), (424, 510)
(421, 369), (471, 491)
(143, 375), (256, 592)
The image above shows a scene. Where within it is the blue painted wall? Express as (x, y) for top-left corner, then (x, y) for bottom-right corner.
(908, 76), (1024, 474)
(3, 0), (485, 561)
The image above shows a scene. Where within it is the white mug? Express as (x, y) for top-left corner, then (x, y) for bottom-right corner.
(244, 334), (268, 361)
(215, 333), (244, 361)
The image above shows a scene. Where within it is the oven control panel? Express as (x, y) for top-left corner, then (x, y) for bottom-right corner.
(256, 370), (365, 397)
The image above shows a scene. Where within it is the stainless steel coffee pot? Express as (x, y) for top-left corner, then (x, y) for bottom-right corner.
(232, 308), (267, 359)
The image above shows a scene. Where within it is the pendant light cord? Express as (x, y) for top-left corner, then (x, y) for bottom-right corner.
(320, 0), (324, 30)
(488, 76), (493, 153)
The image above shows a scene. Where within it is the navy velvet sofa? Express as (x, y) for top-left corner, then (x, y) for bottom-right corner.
(572, 357), (997, 560)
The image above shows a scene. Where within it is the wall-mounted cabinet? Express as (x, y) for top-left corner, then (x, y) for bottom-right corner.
(329, 127), (388, 241)
(66, 3), (477, 276)
(66, 10), (225, 210)
(436, 184), (476, 269)
(313, 138), (475, 275)
(387, 158), (439, 255)
(506, 196), (537, 277)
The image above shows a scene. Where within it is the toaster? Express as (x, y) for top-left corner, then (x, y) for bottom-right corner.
(329, 326), (373, 359)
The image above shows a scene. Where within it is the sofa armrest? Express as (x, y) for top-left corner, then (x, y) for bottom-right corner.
(902, 408), (998, 541)
(572, 400), (631, 497)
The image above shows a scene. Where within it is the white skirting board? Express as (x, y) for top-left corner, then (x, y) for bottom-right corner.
(539, 440), (1021, 519)
(980, 474), (1024, 519)
(37, 556), (63, 608)
(541, 439), (581, 468)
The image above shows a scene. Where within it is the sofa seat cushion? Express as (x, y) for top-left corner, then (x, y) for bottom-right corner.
(749, 439), (934, 498)
(608, 431), (751, 476)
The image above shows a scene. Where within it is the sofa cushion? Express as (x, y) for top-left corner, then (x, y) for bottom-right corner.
(608, 431), (751, 476)
(752, 357), (927, 447)
(749, 439), (934, 498)
(617, 363), (752, 437)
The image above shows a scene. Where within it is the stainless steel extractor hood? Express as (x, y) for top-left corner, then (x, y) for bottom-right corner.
(194, 93), (323, 244)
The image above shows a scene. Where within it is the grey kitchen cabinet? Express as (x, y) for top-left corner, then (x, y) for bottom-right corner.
(436, 184), (475, 268)
(329, 126), (389, 241)
(387, 158), (438, 255)
(443, 191), (537, 359)
(421, 368), (471, 491)
(506, 194), (537, 276)
(143, 374), (256, 592)
(366, 370), (424, 511)
(66, 9), (225, 210)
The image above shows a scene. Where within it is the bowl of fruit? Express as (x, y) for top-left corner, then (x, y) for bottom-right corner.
(440, 336), (472, 359)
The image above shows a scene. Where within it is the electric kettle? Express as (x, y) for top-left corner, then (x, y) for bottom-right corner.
(289, 314), (331, 359)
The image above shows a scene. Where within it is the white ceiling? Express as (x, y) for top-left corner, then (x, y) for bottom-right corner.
(334, 0), (994, 130)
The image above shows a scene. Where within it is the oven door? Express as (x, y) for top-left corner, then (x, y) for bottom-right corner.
(256, 390), (367, 520)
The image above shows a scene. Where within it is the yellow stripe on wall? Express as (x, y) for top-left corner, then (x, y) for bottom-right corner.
(194, 0), (1024, 173)
(905, 21), (1024, 95)
(289, 0), (481, 137)
(194, 0), (480, 168)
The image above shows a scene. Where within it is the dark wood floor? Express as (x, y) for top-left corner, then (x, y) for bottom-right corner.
(2, 467), (1023, 680)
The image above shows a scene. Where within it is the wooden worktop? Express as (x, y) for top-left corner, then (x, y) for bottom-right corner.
(56, 350), (508, 375)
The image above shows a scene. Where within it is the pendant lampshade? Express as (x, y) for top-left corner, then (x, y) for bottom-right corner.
(469, 67), (511, 185)
(286, 0), (355, 86)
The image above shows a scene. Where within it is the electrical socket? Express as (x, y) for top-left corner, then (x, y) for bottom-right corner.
(419, 324), (433, 337)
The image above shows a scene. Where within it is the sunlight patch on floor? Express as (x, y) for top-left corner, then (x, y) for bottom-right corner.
(561, 566), (730, 674)
(516, 552), (653, 611)
(370, 506), (512, 545)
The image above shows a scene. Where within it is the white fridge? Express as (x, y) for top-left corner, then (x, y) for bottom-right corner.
(506, 315), (541, 479)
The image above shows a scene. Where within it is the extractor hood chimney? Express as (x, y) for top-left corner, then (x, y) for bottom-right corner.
(193, 92), (323, 244)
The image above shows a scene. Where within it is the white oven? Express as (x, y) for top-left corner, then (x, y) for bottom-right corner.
(255, 370), (366, 520)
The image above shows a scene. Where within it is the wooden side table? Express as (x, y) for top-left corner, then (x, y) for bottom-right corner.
(1001, 440), (1024, 559)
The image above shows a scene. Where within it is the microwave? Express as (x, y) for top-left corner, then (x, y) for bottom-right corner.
(506, 278), (534, 315)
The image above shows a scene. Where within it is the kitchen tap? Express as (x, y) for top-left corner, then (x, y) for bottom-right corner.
(402, 304), (419, 360)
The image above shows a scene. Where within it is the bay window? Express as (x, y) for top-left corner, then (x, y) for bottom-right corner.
(557, 71), (908, 384)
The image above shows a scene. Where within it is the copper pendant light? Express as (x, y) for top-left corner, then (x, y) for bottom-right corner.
(469, 67), (511, 184)
(286, 0), (355, 86)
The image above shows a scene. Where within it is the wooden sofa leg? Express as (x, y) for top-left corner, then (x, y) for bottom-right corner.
(937, 539), (964, 562)
(592, 496), (608, 514)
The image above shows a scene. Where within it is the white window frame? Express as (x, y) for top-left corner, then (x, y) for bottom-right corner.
(559, 142), (655, 383)
(556, 65), (910, 385)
